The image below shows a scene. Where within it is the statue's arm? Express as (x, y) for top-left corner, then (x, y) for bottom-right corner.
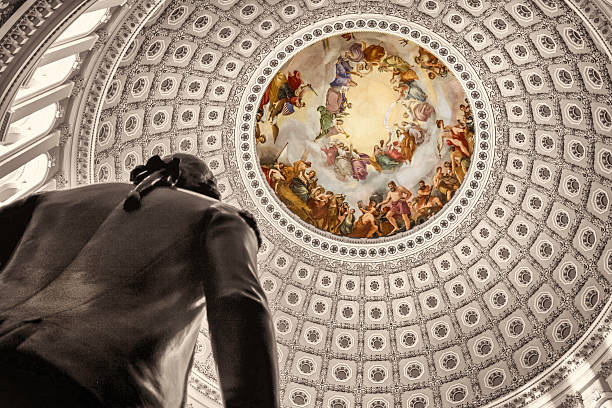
(200, 205), (279, 408)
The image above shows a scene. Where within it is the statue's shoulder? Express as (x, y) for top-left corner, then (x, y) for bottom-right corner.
(208, 202), (262, 249)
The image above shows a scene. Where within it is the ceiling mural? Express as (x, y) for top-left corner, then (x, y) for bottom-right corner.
(257, 32), (473, 238)
(53, 0), (612, 406)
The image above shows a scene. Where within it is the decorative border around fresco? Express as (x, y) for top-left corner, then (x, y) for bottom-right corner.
(236, 16), (496, 262)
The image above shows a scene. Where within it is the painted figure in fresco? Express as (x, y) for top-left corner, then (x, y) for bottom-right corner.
(397, 127), (418, 164)
(436, 119), (472, 158)
(326, 87), (352, 115)
(338, 205), (356, 236)
(431, 167), (447, 203)
(407, 121), (428, 145)
(316, 106), (334, 141)
(313, 191), (335, 229)
(330, 56), (361, 88)
(379, 55), (413, 77)
(321, 142), (339, 166)
(385, 139), (406, 163)
(333, 143), (357, 181)
(415, 180), (444, 213)
(414, 46), (449, 79)
(376, 55), (427, 103)
(377, 181), (413, 234)
(321, 142), (368, 181)
(351, 149), (371, 181)
(306, 169), (318, 192)
(267, 162), (286, 193)
(273, 159), (317, 225)
(268, 85), (310, 123)
(371, 140), (402, 172)
(324, 193), (345, 233)
(326, 119), (350, 140)
(262, 71), (301, 113)
(255, 112), (267, 144)
(261, 70), (315, 142)
(396, 80), (427, 103)
(450, 146), (470, 184)
(438, 161), (460, 201)
(260, 72), (286, 117)
(344, 42), (386, 73)
(458, 100), (475, 153)
(410, 101), (436, 123)
(460, 100), (474, 130)
(350, 200), (380, 238)
(289, 160), (313, 202)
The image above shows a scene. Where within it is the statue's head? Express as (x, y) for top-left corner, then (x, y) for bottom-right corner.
(124, 153), (220, 212)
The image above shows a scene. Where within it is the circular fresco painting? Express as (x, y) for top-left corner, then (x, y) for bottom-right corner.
(257, 32), (474, 239)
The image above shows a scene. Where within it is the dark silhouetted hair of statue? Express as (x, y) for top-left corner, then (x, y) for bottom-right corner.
(124, 153), (221, 212)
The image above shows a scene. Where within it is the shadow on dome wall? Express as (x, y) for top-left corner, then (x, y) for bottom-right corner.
(256, 32), (473, 239)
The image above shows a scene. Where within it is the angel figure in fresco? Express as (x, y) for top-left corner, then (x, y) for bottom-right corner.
(413, 46), (449, 79)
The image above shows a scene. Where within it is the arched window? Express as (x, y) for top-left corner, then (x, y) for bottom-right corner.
(15, 55), (78, 102)
(0, 154), (49, 204)
(4, 103), (58, 155)
(54, 8), (109, 45)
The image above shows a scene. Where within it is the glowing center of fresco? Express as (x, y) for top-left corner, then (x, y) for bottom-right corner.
(256, 32), (474, 239)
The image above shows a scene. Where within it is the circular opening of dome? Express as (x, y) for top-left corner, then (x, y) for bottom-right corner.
(256, 32), (474, 240)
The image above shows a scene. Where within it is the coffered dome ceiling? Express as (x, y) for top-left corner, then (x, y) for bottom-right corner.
(64, 0), (612, 406)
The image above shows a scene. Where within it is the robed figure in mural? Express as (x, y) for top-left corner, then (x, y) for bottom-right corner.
(0, 154), (279, 408)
